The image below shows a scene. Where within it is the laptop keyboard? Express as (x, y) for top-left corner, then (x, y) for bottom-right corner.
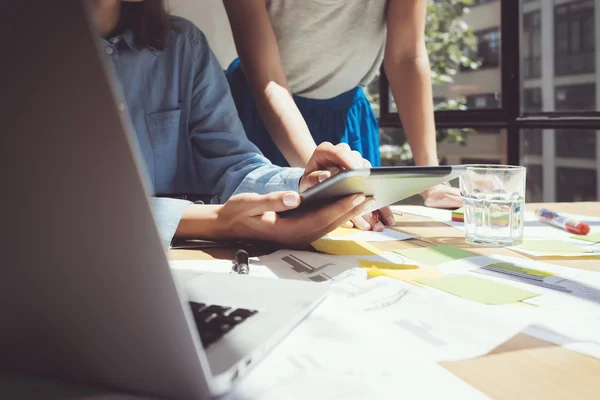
(189, 302), (258, 349)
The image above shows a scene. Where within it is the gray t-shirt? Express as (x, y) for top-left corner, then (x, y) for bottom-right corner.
(267, 0), (387, 99)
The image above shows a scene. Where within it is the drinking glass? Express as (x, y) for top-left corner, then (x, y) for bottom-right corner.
(459, 165), (527, 246)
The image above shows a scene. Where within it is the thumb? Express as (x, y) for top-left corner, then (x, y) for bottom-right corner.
(228, 191), (301, 217)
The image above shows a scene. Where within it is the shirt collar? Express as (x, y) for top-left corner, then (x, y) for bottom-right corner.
(118, 30), (141, 52)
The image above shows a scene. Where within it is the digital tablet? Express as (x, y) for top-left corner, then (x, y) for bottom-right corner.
(278, 165), (467, 218)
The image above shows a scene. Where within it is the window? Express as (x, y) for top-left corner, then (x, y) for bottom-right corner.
(466, 93), (501, 109)
(472, 0), (498, 6)
(378, 1), (600, 203)
(523, 88), (542, 113)
(556, 130), (597, 159)
(525, 165), (543, 203)
(461, 158), (500, 164)
(520, 129), (599, 203)
(555, 0), (596, 75)
(522, 11), (542, 79)
(555, 84), (596, 111)
(522, 129), (542, 156)
(556, 168), (597, 202)
(465, 29), (501, 70)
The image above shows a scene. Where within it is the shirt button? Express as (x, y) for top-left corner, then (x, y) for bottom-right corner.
(105, 47), (114, 55)
(118, 103), (125, 111)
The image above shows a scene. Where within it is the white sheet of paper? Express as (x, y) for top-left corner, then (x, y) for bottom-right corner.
(322, 228), (415, 242)
(434, 255), (600, 360)
(169, 259), (279, 279)
(255, 250), (409, 282)
(330, 274), (531, 362)
(227, 295), (489, 400)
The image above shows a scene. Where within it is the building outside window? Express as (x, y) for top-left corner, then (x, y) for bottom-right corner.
(556, 168), (598, 201)
(523, 88), (542, 113)
(522, 11), (542, 79)
(556, 130), (597, 159)
(378, 0), (599, 203)
(555, 84), (596, 111)
(555, 0), (596, 75)
(466, 93), (501, 109)
(472, 0), (498, 6)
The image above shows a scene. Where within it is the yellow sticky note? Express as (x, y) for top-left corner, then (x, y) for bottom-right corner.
(311, 239), (382, 256)
(571, 233), (600, 244)
(517, 240), (587, 254)
(364, 265), (445, 282)
(416, 275), (539, 305)
(394, 245), (475, 267)
(358, 260), (419, 270)
(327, 227), (360, 238)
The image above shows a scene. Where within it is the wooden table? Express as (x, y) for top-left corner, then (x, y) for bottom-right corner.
(5, 203), (597, 399)
(170, 202), (600, 400)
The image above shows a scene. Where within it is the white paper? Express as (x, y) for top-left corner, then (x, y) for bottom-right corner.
(228, 295), (489, 400)
(255, 250), (409, 282)
(392, 205), (454, 222)
(169, 259), (279, 279)
(434, 255), (600, 359)
(322, 228), (415, 242)
(330, 275), (530, 362)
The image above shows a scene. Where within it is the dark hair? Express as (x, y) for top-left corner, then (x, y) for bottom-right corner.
(120, 0), (171, 51)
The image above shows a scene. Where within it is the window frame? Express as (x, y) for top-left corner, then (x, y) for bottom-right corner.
(378, 0), (600, 166)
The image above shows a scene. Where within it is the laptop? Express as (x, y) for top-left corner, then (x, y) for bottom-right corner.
(1, 1), (328, 399)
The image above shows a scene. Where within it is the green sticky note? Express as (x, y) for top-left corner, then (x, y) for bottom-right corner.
(394, 245), (475, 267)
(416, 275), (539, 305)
(517, 240), (587, 253)
(571, 233), (600, 244)
(486, 262), (555, 279)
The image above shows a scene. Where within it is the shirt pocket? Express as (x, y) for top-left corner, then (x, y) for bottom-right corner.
(145, 108), (181, 191)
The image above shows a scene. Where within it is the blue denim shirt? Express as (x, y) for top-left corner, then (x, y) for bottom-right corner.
(101, 17), (303, 248)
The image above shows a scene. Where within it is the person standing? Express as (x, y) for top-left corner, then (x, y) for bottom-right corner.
(224, 0), (462, 209)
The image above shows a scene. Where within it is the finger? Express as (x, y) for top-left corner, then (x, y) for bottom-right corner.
(238, 191), (301, 216)
(307, 142), (356, 171)
(336, 142), (351, 152)
(342, 220), (354, 229)
(377, 206), (395, 226)
(302, 170), (332, 190)
(350, 215), (371, 231)
(349, 150), (366, 169)
(355, 212), (385, 232)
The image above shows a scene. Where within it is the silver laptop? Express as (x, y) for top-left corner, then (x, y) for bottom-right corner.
(1, 1), (328, 399)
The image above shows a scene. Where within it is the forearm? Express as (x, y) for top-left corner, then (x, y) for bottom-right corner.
(175, 204), (227, 240)
(385, 56), (439, 167)
(254, 81), (317, 167)
(224, 0), (316, 167)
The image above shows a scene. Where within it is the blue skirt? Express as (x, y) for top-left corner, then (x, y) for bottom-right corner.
(225, 59), (381, 167)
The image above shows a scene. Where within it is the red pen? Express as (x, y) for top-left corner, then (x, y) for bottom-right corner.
(535, 208), (590, 235)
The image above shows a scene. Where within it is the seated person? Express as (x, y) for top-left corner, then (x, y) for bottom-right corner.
(89, 0), (393, 248)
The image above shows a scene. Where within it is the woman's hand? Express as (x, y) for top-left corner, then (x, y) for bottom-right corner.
(421, 184), (462, 209)
(299, 142), (395, 231)
(215, 191), (373, 247)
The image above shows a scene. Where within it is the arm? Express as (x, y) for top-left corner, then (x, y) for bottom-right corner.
(223, 0), (316, 167)
(384, 0), (438, 167)
(186, 26), (304, 202)
(384, 0), (462, 208)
